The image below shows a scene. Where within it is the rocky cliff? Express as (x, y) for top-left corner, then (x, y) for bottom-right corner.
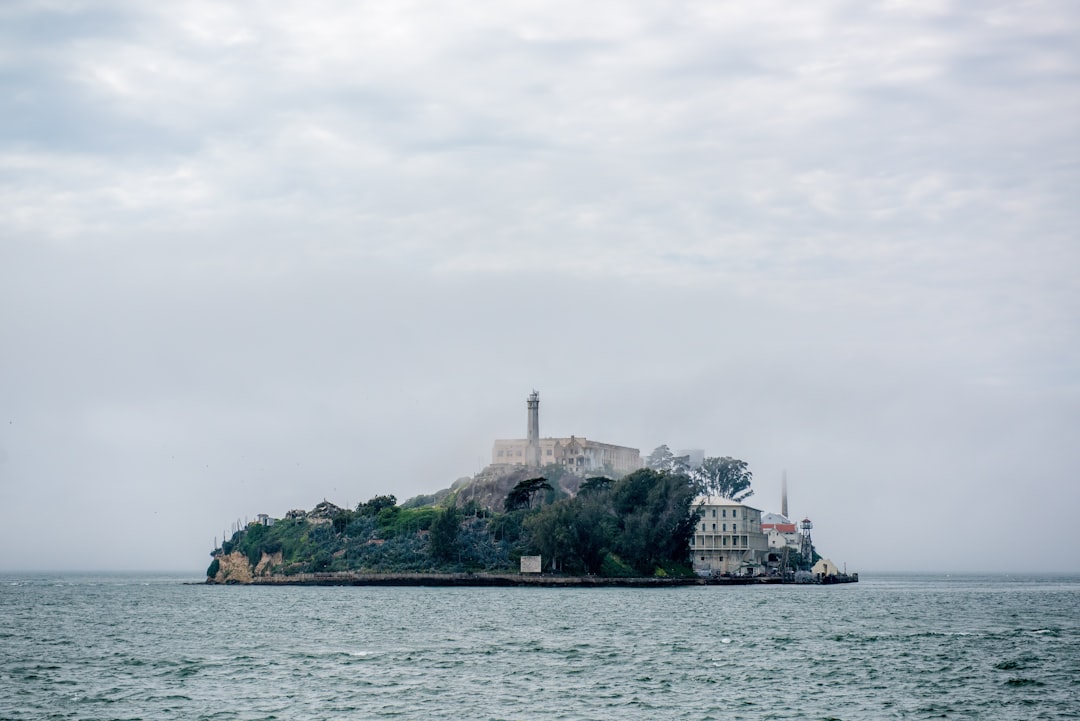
(210, 550), (284, 584)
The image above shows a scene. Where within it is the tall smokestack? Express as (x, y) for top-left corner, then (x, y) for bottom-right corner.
(526, 390), (540, 468)
(781, 470), (789, 519)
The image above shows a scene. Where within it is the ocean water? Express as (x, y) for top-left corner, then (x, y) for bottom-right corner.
(0, 573), (1077, 720)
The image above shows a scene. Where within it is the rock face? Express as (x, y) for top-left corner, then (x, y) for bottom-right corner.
(254, 550), (284, 576)
(213, 551), (253, 584)
(211, 550), (284, 583)
(443, 466), (584, 511)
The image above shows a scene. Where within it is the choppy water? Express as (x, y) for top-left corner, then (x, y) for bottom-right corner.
(0, 573), (1077, 720)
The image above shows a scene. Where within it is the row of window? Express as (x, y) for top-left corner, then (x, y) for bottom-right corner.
(495, 448), (599, 458)
(707, 508), (740, 518)
(691, 536), (750, 547)
(701, 522), (738, 532)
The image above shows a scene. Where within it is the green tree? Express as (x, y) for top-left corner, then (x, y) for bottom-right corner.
(357, 494), (398, 515)
(645, 444), (690, 473)
(503, 477), (553, 512)
(569, 497), (614, 574)
(692, 456), (754, 502)
(240, 522), (271, 565)
(332, 510), (355, 534)
(610, 468), (699, 575)
(579, 476), (613, 495)
(525, 467), (699, 576)
(429, 505), (461, 562)
(524, 497), (611, 574)
(645, 444), (674, 470)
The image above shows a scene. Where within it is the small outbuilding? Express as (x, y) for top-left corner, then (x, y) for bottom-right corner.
(811, 558), (839, 578)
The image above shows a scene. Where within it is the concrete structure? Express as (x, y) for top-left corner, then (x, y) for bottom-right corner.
(690, 496), (769, 576)
(526, 390), (541, 468)
(812, 558), (839, 578)
(492, 392), (642, 475)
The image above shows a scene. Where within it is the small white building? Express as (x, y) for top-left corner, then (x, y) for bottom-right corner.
(760, 512), (800, 551)
(690, 496), (769, 576)
(812, 558), (840, 578)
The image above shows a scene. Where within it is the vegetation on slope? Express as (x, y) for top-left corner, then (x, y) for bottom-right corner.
(208, 468), (702, 580)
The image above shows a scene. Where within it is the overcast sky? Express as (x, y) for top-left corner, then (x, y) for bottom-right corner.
(1, 0), (1077, 574)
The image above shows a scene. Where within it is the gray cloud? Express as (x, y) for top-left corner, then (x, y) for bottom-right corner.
(1, 0), (1077, 572)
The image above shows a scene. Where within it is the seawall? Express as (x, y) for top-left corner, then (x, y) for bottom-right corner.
(202, 572), (843, 587)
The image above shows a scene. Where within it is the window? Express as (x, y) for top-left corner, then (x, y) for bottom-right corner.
(733, 524), (738, 533)
(712, 523), (716, 531)
(711, 509), (716, 517)
(722, 536), (728, 546)
(546, 449), (553, 455)
(722, 509), (727, 517)
(497, 450), (504, 457)
(733, 509), (739, 518)
(722, 523), (727, 532)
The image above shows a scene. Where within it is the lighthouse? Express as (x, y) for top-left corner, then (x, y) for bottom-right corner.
(526, 390), (541, 468)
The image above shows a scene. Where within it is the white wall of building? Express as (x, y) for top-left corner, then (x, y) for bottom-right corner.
(689, 496), (769, 576)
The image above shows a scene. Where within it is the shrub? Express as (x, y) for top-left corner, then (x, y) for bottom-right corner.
(379, 507), (437, 538)
(600, 553), (636, 577)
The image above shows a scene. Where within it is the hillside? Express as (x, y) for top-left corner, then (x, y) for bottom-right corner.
(206, 466), (697, 583)
(401, 464), (582, 511)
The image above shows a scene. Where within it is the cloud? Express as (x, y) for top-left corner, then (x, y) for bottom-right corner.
(0, 0), (1077, 572)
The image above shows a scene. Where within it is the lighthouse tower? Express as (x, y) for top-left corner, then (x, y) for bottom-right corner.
(526, 390), (541, 468)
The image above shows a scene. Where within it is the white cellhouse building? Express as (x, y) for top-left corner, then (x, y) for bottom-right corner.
(690, 496), (769, 576)
(491, 391), (642, 474)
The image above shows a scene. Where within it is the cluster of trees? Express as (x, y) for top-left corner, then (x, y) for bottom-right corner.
(215, 498), (445, 575)
(645, 445), (754, 502)
(519, 469), (699, 576)
(210, 452), (757, 579)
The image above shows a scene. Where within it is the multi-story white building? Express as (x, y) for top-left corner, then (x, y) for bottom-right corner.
(690, 496), (769, 576)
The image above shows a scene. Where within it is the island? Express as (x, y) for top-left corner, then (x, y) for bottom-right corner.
(208, 394), (855, 586)
(206, 464), (854, 586)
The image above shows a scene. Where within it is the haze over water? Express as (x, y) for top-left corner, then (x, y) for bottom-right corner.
(2, 573), (1077, 720)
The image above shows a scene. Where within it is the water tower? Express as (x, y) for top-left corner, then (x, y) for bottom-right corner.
(799, 517), (814, 562)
